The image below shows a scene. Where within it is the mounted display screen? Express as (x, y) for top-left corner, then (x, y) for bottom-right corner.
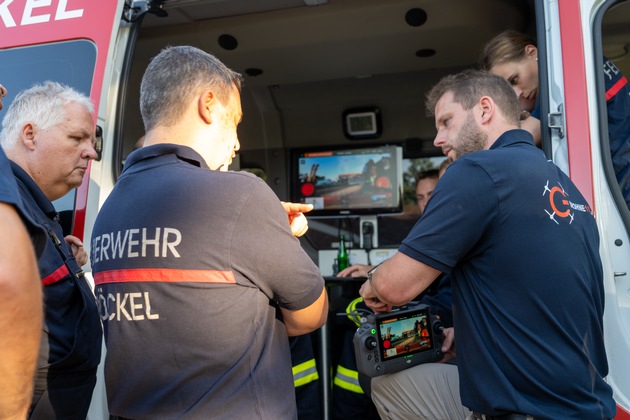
(291, 145), (403, 217)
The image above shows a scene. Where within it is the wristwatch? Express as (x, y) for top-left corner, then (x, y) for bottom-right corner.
(367, 264), (379, 286)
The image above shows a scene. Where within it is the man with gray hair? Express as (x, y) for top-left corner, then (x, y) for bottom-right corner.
(91, 45), (327, 419)
(1, 81), (103, 419)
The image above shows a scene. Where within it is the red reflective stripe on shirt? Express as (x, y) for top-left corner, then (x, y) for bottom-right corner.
(93, 268), (237, 285)
(41, 265), (70, 286)
(606, 76), (627, 101)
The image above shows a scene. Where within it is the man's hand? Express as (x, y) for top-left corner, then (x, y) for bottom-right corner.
(281, 202), (313, 237)
(337, 264), (373, 278)
(65, 235), (88, 266)
(359, 279), (392, 314)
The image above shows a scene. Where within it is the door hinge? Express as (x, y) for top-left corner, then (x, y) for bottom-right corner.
(548, 103), (565, 139)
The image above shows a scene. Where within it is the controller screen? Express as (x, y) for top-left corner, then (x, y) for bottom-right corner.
(376, 308), (434, 361)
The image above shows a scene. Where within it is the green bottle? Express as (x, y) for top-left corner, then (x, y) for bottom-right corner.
(337, 234), (349, 273)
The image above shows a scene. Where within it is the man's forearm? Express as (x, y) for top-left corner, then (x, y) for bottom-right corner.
(0, 204), (43, 417)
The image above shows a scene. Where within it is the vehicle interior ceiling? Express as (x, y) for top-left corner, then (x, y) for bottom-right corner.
(125, 0), (537, 168)
(121, 0), (629, 251)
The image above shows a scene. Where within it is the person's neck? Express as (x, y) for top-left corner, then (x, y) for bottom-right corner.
(143, 123), (199, 147)
(485, 123), (519, 149)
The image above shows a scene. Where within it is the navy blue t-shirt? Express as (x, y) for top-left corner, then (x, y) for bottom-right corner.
(400, 130), (615, 419)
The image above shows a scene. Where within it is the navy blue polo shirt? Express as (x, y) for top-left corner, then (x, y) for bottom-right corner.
(400, 130), (615, 418)
(420, 274), (453, 328)
(0, 148), (45, 253)
(10, 161), (102, 372)
(91, 144), (324, 419)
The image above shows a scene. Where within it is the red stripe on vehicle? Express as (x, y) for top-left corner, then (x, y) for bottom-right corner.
(558, 1), (595, 210)
(616, 403), (630, 420)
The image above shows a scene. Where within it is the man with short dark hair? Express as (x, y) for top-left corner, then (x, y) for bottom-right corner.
(361, 69), (616, 419)
(1, 81), (102, 419)
(91, 45), (328, 419)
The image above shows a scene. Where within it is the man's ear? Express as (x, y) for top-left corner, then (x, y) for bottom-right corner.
(21, 123), (37, 150)
(478, 96), (494, 125)
(198, 90), (215, 124)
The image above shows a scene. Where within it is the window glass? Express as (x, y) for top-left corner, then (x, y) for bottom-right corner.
(0, 40), (97, 234)
(0, 40), (96, 109)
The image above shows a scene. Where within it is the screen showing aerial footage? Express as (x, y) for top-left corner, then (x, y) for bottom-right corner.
(377, 308), (433, 361)
(295, 146), (403, 216)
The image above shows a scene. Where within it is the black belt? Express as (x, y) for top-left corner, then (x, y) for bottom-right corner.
(472, 413), (535, 420)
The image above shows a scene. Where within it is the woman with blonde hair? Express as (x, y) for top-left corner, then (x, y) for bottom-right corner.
(481, 30), (630, 208)
(481, 30), (542, 145)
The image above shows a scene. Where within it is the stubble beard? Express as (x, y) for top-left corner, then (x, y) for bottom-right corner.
(451, 112), (488, 161)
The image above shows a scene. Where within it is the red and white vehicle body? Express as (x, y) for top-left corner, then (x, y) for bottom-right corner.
(1, 0), (628, 418)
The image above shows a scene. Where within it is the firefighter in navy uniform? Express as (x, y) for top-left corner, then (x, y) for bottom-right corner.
(90, 46), (327, 419)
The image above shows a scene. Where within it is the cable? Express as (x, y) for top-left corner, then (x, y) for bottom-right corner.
(336, 309), (372, 326)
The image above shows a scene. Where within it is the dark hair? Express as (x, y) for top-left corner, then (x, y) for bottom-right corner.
(415, 169), (439, 184)
(425, 69), (519, 125)
(140, 45), (243, 132)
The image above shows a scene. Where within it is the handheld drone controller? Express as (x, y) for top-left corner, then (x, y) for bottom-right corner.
(353, 302), (444, 377)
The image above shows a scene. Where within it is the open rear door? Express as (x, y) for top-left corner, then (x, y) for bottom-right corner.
(539, 0), (630, 417)
(0, 1), (123, 240)
(1, 3), (124, 417)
